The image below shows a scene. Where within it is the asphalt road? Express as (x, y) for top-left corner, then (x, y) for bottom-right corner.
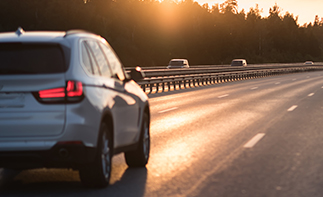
(2, 71), (323, 196)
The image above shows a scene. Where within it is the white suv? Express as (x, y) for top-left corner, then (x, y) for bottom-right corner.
(231, 59), (247, 67)
(167, 59), (190, 69)
(0, 28), (150, 187)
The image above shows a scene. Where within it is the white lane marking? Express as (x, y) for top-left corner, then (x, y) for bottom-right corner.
(287, 105), (298, 112)
(251, 87), (258, 90)
(158, 107), (178, 114)
(292, 79), (297, 81)
(275, 82), (281, 85)
(244, 133), (266, 148)
(218, 94), (229, 98)
(308, 93), (315, 97)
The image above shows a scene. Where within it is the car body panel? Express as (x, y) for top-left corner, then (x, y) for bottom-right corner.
(0, 74), (66, 138)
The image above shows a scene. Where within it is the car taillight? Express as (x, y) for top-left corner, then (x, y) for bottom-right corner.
(66, 81), (84, 102)
(39, 87), (65, 99)
(33, 80), (84, 104)
(66, 81), (83, 97)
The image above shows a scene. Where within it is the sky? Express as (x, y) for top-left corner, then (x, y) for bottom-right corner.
(194, 0), (322, 25)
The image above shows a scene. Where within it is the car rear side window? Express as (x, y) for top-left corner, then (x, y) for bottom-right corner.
(86, 40), (112, 78)
(99, 42), (125, 81)
(81, 42), (94, 74)
(0, 43), (67, 75)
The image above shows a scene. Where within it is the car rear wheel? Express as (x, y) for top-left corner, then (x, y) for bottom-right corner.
(79, 122), (112, 188)
(124, 113), (150, 167)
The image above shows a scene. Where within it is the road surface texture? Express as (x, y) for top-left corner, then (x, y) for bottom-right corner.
(1, 71), (323, 197)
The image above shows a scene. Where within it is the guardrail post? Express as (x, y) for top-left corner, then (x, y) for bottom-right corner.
(156, 83), (159, 92)
(149, 83), (153, 93)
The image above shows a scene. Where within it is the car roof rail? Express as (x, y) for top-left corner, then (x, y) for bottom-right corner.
(15, 27), (25, 36)
(64, 29), (94, 37)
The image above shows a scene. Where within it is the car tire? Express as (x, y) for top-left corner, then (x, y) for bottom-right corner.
(79, 122), (112, 188)
(124, 113), (150, 167)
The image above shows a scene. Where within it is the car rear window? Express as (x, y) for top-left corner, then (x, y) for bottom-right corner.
(0, 43), (67, 75)
(170, 61), (184, 66)
(231, 61), (243, 66)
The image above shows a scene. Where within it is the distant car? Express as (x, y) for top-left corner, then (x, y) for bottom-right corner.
(304, 61), (314, 65)
(0, 28), (150, 188)
(231, 59), (247, 67)
(167, 59), (190, 69)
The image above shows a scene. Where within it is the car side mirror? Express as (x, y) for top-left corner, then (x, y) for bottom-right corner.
(129, 66), (145, 82)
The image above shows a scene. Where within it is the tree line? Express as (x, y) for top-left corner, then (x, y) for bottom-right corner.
(0, 0), (322, 67)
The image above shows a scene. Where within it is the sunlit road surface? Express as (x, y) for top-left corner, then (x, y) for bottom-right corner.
(2, 71), (323, 196)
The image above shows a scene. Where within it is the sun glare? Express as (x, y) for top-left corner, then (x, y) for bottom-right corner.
(157, 2), (181, 36)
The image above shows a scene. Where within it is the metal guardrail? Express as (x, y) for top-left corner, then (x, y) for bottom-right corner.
(128, 63), (323, 94)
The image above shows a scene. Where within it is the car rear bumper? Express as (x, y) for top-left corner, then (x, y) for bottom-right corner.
(0, 143), (97, 170)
